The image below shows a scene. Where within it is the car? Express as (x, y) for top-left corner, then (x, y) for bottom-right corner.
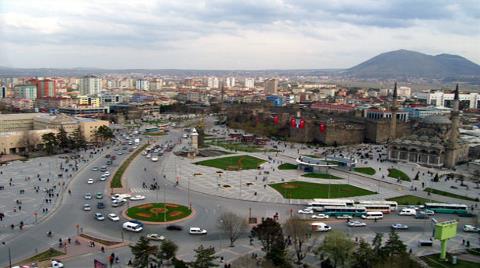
(463, 225), (480, 233)
(96, 192), (103, 199)
(97, 202), (105, 209)
(107, 213), (120, 222)
(146, 154), (151, 159)
(298, 209), (314, 214)
(399, 208), (416, 216)
(112, 193), (131, 200)
(50, 260), (64, 268)
(347, 221), (367, 227)
(123, 221), (143, 232)
(146, 233), (165, 241)
(99, 175), (107, 181)
(166, 225), (183, 231)
(142, 151), (148, 156)
(117, 152), (123, 155)
(189, 227), (207, 235)
(311, 214), (329, 219)
(151, 156), (159, 162)
(130, 195), (146, 201)
(423, 209), (435, 216)
(87, 179), (94, 184)
(415, 211), (429, 219)
(336, 215), (353, 219)
(391, 223), (409, 230)
(83, 204), (91, 211)
(91, 167), (99, 171)
(95, 213), (105, 221)
(104, 171), (110, 176)
(84, 193), (92, 200)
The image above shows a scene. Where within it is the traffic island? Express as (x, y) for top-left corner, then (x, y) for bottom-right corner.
(124, 203), (193, 224)
(194, 155), (266, 170)
(269, 181), (376, 199)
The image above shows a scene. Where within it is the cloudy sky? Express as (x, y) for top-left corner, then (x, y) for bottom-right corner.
(0, 0), (479, 69)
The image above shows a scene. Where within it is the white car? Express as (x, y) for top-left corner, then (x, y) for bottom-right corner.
(130, 195), (146, 201)
(347, 221), (367, 227)
(463, 225), (480, 233)
(108, 213), (120, 222)
(95, 213), (105, 221)
(83, 204), (91, 211)
(51, 260), (64, 268)
(189, 227), (207, 235)
(298, 209), (314, 214)
(146, 154), (152, 159)
(104, 171), (110, 176)
(391, 223), (409, 230)
(336, 215), (353, 219)
(99, 175), (107, 181)
(151, 156), (159, 162)
(311, 214), (329, 219)
(146, 233), (165, 241)
(112, 193), (131, 200)
(87, 179), (94, 184)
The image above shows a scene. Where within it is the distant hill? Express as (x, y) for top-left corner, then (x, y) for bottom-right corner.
(346, 49), (480, 79)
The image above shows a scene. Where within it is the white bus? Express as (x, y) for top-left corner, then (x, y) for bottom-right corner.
(361, 211), (384, 220)
(308, 199), (355, 211)
(357, 201), (398, 214)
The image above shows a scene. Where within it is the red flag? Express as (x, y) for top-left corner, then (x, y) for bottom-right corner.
(299, 119), (305, 129)
(273, 115), (279, 124)
(290, 116), (296, 128)
(319, 123), (326, 133)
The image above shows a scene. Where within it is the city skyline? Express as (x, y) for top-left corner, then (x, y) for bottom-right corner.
(1, 0), (479, 69)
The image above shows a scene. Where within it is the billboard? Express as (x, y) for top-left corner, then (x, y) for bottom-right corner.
(434, 220), (457, 240)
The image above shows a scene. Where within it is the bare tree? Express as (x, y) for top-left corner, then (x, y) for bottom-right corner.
(284, 216), (311, 264)
(218, 211), (248, 247)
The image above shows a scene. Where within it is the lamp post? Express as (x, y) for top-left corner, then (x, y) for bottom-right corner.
(1, 242), (12, 268)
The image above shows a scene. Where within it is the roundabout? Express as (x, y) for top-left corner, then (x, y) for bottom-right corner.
(124, 202), (193, 224)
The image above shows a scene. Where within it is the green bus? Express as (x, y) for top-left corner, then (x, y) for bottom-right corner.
(424, 203), (468, 215)
(321, 206), (367, 217)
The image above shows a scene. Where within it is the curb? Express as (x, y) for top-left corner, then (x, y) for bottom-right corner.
(121, 203), (196, 225)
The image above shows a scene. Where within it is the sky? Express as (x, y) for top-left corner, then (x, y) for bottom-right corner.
(0, 0), (479, 69)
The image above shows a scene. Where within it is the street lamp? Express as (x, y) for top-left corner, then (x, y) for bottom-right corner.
(1, 242), (12, 268)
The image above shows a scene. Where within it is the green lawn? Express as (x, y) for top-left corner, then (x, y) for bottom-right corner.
(19, 248), (64, 264)
(208, 141), (277, 153)
(424, 188), (479, 202)
(278, 163), (298, 170)
(127, 203), (192, 222)
(353, 167), (376, 175)
(195, 155), (266, 170)
(111, 144), (148, 188)
(302, 173), (343, 180)
(421, 254), (480, 268)
(269, 181), (376, 199)
(387, 195), (438, 205)
(388, 168), (411, 181)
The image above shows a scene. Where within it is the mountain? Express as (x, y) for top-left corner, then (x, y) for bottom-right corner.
(346, 49), (480, 79)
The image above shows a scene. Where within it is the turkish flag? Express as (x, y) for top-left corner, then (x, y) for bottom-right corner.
(299, 119), (305, 129)
(290, 117), (296, 128)
(273, 115), (279, 124)
(319, 123), (326, 133)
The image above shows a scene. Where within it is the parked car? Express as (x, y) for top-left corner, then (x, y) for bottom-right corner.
(83, 204), (91, 211)
(95, 213), (105, 221)
(189, 227), (207, 235)
(84, 193), (92, 200)
(391, 223), (409, 230)
(151, 156), (159, 162)
(347, 221), (367, 227)
(311, 214), (329, 219)
(97, 202), (105, 209)
(146, 233), (165, 241)
(96, 192), (103, 199)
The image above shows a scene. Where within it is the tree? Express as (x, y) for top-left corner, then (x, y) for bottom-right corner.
(129, 236), (158, 268)
(382, 229), (407, 257)
(318, 230), (355, 268)
(283, 216), (311, 264)
(372, 233), (385, 262)
(191, 245), (218, 268)
(156, 239), (178, 264)
(95, 125), (114, 143)
(218, 211), (248, 247)
(42, 132), (58, 155)
(70, 126), (86, 150)
(56, 126), (70, 150)
(252, 218), (288, 266)
(352, 239), (376, 268)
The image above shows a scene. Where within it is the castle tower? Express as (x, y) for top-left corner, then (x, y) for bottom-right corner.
(191, 128), (199, 151)
(444, 84), (460, 168)
(389, 82), (398, 140)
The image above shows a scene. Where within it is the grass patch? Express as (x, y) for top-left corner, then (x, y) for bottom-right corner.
(269, 181), (375, 199)
(353, 167), (376, 175)
(388, 168), (411, 181)
(424, 188), (479, 202)
(195, 155), (266, 170)
(208, 141), (277, 153)
(421, 253), (480, 268)
(20, 248), (64, 264)
(127, 203), (191, 222)
(278, 163), (298, 170)
(111, 144), (148, 188)
(387, 195), (438, 205)
(302, 173), (343, 180)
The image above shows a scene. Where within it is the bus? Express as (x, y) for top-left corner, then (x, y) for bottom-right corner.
(424, 203), (468, 215)
(320, 206), (367, 217)
(308, 199), (355, 211)
(357, 201), (398, 213)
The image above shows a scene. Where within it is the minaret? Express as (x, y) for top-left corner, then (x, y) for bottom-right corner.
(445, 84), (460, 168)
(389, 82), (398, 140)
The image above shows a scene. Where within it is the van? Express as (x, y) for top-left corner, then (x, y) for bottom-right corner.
(399, 208), (416, 216)
(100, 166), (107, 172)
(361, 211), (384, 220)
(311, 222), (332, 232)
(418, 240), (433, 246)
(123, 221), (143, 232)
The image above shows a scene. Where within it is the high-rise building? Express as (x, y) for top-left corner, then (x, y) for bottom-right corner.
(244, 78), (255, 88)
(264, 78), (278, 95)
(1, 86), (6, 99)
(34, 78), (57, 98)
(225, 77), (235, 88)
(79, 75), (102, 96)
(135, 79), (149, 91)
(14, 85), (37, 100)
(150, 78), (163, 90)
(207, 77), (219, 89)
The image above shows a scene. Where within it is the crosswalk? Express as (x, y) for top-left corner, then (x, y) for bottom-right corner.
(130, 187), (152, 194)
